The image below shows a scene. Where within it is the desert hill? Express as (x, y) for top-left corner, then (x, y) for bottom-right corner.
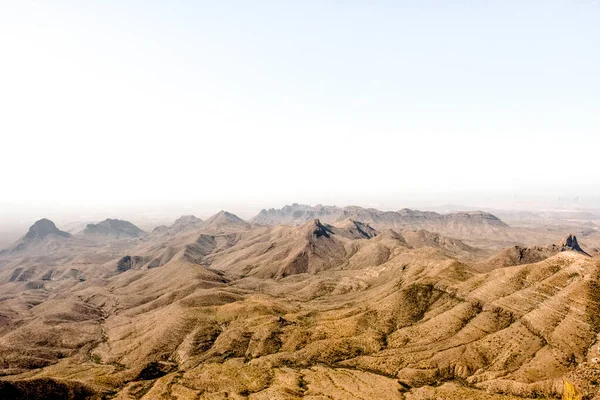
(172, 215), (203, 231)
(399, 228), (487, 261)
(200, 210), (252, 233)
(475, 233), (592, 272)
(151, 215), (204, 237)
(0, 219), (143, 285)
(82, 218), (146, 239)
(200, 218), (394, 279)
(5, 219), (73, 254)
(23, 218), (71, 240)
(0, 210), (599, 399)
(174, 215), (202, 226)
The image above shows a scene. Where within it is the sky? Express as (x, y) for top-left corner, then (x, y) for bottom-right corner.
(1, 1), (599, 220)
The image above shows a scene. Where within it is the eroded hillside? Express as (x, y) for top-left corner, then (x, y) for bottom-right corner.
(0, 211), (599, 399)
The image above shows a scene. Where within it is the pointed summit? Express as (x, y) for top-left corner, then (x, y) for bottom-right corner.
(303, 218), (334, 238)
(8, 219), (71, 252)
(173, 215), (202, 226)
(24, 219), (71, 240)
(560, 234), (590, 256)
(202, 211), (251, 231)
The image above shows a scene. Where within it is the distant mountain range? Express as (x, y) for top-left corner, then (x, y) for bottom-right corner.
(251, 203), (508, 241)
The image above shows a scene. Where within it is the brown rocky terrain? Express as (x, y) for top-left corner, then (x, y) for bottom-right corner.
(0, 209), (599, 399)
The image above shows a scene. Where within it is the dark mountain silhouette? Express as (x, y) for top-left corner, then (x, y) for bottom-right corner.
(24, 219), (71, 240)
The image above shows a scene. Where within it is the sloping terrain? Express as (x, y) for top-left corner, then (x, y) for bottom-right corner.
(151, 215), (204, 237)
(200, 210), (252, 233)
(0, 211), (599, 399)
(475, 234), (593, 272)
(5, 219), (73, 254)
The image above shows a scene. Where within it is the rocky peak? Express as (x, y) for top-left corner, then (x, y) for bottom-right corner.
(201, 211), (250, 231)
(173, 215), (202, 226)
(307, 219), (334, 238)
(24, 219), (70, 240)
(561, 234), (590, 256)
(206, 211), (245, 224)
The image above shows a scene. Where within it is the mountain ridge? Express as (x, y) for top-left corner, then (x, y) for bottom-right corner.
(251, 204), (509, 245)
(82, 218), (146, 239)
(0, 209), (599, 399)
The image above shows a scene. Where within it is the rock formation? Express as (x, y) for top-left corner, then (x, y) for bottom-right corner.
(24, 219), (70, 240)
(561, 234), (591, 256)
(83, 218), (146, 239)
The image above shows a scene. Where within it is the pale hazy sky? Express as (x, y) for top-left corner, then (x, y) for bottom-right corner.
(1, 1), (599, 215)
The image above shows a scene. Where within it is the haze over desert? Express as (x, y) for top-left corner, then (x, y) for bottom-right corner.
(2, 1), (600, 399)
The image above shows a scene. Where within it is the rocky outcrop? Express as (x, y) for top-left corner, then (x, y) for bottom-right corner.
(477, 234), (591, 272)
(561, 234), (590, 256)
(477, 245), (560, 271)
(334, 219), (378, 240)
(307, 219), (334, 239)
(116, 255), (150, 272)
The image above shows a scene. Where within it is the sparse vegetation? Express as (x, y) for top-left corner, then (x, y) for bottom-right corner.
(0, 210), (598, 399)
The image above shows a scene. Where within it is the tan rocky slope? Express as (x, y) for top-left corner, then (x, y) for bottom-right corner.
(0, 215), (599, 399)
